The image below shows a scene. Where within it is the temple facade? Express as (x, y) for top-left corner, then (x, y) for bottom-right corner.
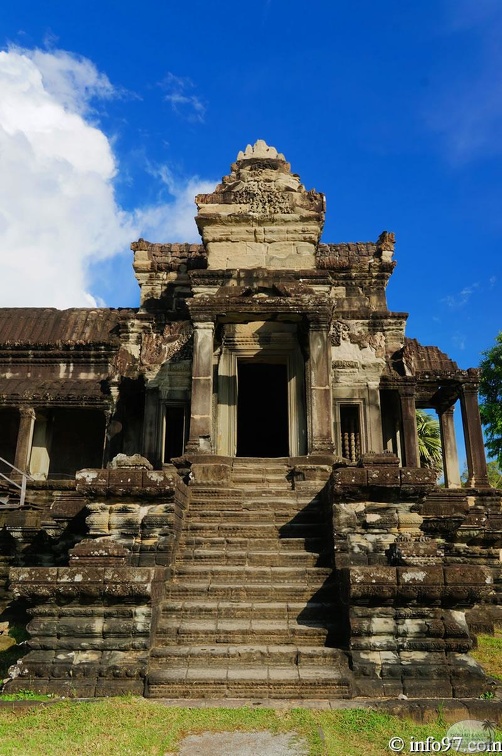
(0, 141), (500, 700)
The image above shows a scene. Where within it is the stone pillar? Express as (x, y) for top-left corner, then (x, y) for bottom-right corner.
(101, 409), (112, 468)
(13, 407), (36, 473)
(460, 379), (489, 488)
(142, 388), (161, 468)
(187, 321), (215, 454)
(399, 385), (419, 467)
(366, 383), (384, 453)
(439, 406), (461, 489)
(308, 320), (334, 454)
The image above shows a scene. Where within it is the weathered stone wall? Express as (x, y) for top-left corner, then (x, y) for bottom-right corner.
(75, 467), (189, 567)
(330, 460), (500, 698)
(3, 468), (191, 696)
(8, 565), (163, 696)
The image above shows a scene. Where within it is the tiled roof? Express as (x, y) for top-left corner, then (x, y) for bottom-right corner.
(316, 242), (377, 268)
(0, 309), (135, 347)
(131, 240), (207, 271)
(403, 338), (459, 375)
(0, 377), (110, 402)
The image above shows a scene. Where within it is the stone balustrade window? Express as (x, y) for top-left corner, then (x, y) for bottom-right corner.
(340, 404), (361, 462)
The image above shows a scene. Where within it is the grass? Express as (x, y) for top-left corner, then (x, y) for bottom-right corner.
(0, 633), (500, 754)
(472, 628), (502, 681)
(0, 698), (465, 756)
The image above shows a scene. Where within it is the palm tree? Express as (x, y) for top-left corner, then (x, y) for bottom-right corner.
(416, 409), (443, 474)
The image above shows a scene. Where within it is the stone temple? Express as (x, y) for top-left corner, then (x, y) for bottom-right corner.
(0, 140), (500, 699)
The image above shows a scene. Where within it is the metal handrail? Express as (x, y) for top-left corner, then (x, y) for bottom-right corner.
(0, 456), (34, 507)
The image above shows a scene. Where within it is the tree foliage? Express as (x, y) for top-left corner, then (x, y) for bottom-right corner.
(416, 409), (443, 473)
(479, 332), (502, 467)
(461, 460), (502, 489)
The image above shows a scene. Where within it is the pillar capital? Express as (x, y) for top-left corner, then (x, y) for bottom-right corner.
(192, 320), (216, 331)
(18, 406), (36, 420)
(398, 382), (416, 399)
(463, 381), (480, 395)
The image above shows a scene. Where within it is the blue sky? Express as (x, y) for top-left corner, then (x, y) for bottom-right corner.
(0, 0), (501, 375)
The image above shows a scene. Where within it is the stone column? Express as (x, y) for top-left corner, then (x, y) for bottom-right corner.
(439, 406), (461, 489)
(13, 406), (36, 473)
(460, 378), (489, 488)
(308, 320), (334, 454)
(399, 385), (419, 467)
(142, 388), (161, 468)
(187, 321), (215, 454)
(366, 383), (384, 453)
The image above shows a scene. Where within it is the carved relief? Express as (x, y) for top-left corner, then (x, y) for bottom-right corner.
(348, 330), (386, 356)
(140, 322), (193, 368)
(330, 321), (350, 346)
(233, 181), (292, 215)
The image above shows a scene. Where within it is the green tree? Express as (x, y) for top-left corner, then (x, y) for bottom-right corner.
(416, 409), (443, 473)
(461, 459), (502, 488)
(479, 332), (502, 467)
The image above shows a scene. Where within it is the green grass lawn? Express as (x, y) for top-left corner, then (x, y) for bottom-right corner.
(472, 628), (502, 681)
(0, 632), (500, 755)
(0, 699), (450, 756)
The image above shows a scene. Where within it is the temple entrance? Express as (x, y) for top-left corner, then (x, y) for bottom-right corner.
(236, 362), (289, 457)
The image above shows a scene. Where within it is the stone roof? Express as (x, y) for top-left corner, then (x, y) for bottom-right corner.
(403, 338), (460, 375)
(131, 241), (207, 272)
(0, 377), (110, 404)
(0, 308), (135, 347)
(317, 242), (377, 268)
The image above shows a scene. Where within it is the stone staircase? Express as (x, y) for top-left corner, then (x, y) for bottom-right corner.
(146, 459), (353, 698)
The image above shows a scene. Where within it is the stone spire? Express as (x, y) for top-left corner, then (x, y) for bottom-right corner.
(195, 140), (325, 270)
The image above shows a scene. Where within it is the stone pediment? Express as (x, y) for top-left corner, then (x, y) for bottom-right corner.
(196, 140), (325, 271)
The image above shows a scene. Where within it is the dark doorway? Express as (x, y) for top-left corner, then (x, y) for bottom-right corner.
(164, 405), (186, 462)
(48, 409), (106, 479)
(237, 362), (289, 457)
(0, 409), (20, 468)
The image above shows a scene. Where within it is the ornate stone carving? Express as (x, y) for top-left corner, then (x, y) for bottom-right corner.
(330, 321), (350, 346)
(195, 140), (325, 270)
(140, 322), (193, 368)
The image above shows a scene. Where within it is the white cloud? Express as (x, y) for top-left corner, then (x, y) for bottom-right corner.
(441, 282), (479, 309)
(0, 48), (213, 308)
(160, 72), (206, 123)
(138, 164), (214, 241)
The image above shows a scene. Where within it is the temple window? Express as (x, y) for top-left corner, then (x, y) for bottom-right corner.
(339, 404), (362, 462)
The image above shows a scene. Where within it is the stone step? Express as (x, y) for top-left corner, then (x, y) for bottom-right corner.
(178, 549), (330, 568)
(184, 507), (325, 524)
(159, 600), (334, 621)
(230, 461), (291, 475)
(230, 474), (290, 486)
(166, 581), (335, 601)
(155, 618), (340, 645)
(179, 536), (326, 552)
(189, 492), (322, 504)
(182, 523), (324, 539)
(146, 666), (353, 699)
(149, 643), (346, 667)
(187, 495), (304, 504)
(231, 457), (291, 465)
(173, 565), (334, 583)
